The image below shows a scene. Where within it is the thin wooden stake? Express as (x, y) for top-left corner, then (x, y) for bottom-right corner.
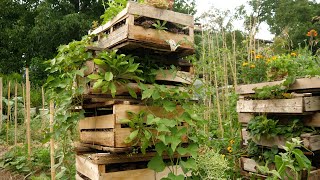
(26, 68), (31, 158)
(14, 82), (18, 146)
(7, 81), (11, 144)
(41, 86), (45, 123)
(22, 83), (26, 124)
(50, 101), (55, 180)
(0, 78), (2, 134)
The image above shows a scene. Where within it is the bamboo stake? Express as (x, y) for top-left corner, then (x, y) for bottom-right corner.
(50, 101), (55, 180)
(22, 83), (26, 124)
(26, 68), (31, 158)
(41, 86), (45, 124)
(0, 78), (2, 134)
(14, 82), (18, 146)
(7, 81), (11, 144)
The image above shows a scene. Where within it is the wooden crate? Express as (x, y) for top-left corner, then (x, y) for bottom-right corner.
(238, 113), (320, 127)
(79, 104), (187, 150)
(237, 96), (320, 114)
(89, 1), (194, 57)
(242, 129), (320, 151)
(240, 157), (320, 180)
(76, 153), (187, 180)
(236, 77), (320, 95)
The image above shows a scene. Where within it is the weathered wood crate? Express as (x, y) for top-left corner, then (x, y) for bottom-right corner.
(76, 153), (188, 180)
(237, 96), (320, 114)
(242, 128), (320, 151)
(240, 157), (320, 180)
(89, 1), (195, 57)
(79, 104), (187, 151)
(236, 77), (320, 95)
(238, 113), (320, 127)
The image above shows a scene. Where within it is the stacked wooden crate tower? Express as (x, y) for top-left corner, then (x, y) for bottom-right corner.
(236, 78), (320, 179)
(75, 2), (195, 180)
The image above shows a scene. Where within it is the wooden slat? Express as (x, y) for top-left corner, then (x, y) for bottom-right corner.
(236, 77), (320, 95)
(127, 1), (193, 26)
(100, 169), (155, 180)
(80, 131), (115, 147)
(79, 115), (115, 130)
(98, 24), (129, 49)
(241, 157), (259, 173)
(155, 70), (194, 84)
(238, 113), (254, 124)
(88, 152), (189, 165)
(308, 169), (320, 180)
(115, 128), (132, 148)
(76, 155), (105, 180)
(75, 173), (85, 180)
(113, 104), (184, 123)
(128, 25), (194, 49)
(237, 97), (304, 113)
(304, 97), (320, 112)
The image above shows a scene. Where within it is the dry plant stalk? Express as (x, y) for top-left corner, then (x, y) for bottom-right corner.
(14, 82), (18, 146)
(26, 68), (31, 159)
(50, 100), (55, 180)
(7, 81), (10, 144)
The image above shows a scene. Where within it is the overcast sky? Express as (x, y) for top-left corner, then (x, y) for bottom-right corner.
(195, 0), (320, 40)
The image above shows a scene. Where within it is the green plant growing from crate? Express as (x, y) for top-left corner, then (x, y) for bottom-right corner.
(257, 138), (311, 180)
(247, 115), (312, 141)
(44, 35), (95, 178)
(88, 50), (143, 98)
(120, 83), (204, 178)
(152, 20), (168, 31)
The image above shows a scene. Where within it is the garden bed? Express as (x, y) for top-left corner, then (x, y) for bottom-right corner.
(89, 1), (195, 57)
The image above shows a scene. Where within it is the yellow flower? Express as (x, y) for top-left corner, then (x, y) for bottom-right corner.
(250, 64), (256, 68)
(222, 154), (225, 158)
(229, 139), (235, 144)
(250, 50), (255, 54)
(242, 62), (249, 67)
(272, 56), (277, 60)
(227, 146), (232, 153)
(291, 52), (297, 57)
(255, 54), (263, 59)
(282, 93), (292, 99)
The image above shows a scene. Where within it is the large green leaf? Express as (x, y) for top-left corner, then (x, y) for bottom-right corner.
(141, 88), (154, 100)
(104, 72), (113, 81)
(92, 79), (104, 89)
(163, 101), (176, 112)
(88, 74), (101, 80)
(129, 130), (139, 141)
(292, 149), (311, 170)
(155, 142), (167, 156)
(147, 154), (166, 172)
(109, 82), (117, 97)
(180, 158), (196, 170)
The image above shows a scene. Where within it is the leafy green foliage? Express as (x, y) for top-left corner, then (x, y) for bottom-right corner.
(192, 147), (230, 180)
(100, 0), (144, 24)
(152, 20), (168, 31)
(253, 76), (296, 100)
(0, 146), (50, 175)
(257, 138), (312, 180)
(88, 51), (143, 97)
(247, 115), (308, 140)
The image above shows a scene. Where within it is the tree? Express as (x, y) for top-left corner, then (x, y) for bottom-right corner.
(0, 0), (104, 84)
(251, 0), (320, 48)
